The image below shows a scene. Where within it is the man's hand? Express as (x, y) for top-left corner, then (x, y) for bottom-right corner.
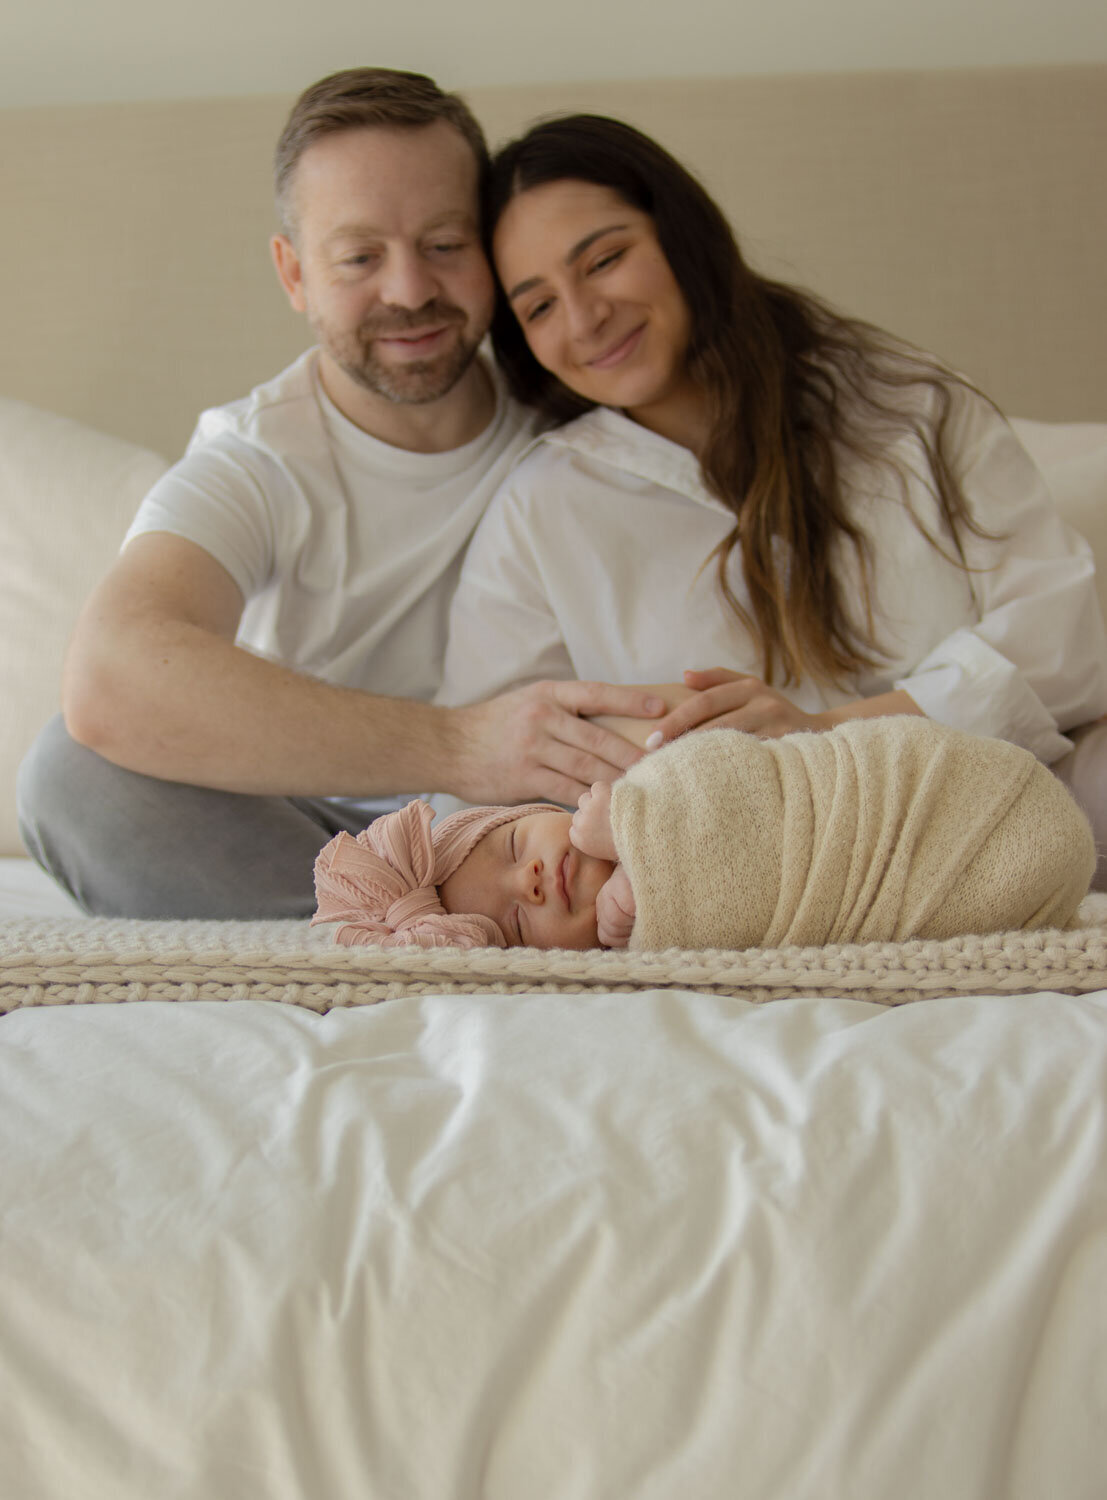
(446, 680), (665, 806)
(595, 866), (637, 948)
(569, 780), (618, 862)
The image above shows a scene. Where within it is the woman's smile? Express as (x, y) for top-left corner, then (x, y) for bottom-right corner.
(586, 324), (646, 369)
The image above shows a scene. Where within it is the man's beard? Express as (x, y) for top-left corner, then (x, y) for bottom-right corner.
(312, 300), (483, 405)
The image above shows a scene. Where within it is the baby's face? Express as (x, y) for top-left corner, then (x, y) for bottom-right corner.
(439, 810), (615, 949)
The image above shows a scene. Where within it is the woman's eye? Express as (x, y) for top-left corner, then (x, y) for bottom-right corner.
(591, 248), (624, 273)
(523, 297), (553, 324)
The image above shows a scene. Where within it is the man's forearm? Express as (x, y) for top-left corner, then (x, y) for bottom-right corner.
(64, 620), (460, 797)
(64, 595), (667, 806)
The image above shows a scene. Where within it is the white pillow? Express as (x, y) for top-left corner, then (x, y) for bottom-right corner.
(0, 399), (167, 856)
(1011, 417), (1107, 623)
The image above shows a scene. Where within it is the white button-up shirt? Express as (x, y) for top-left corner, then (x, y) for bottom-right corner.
(440, 388), (1107, 761)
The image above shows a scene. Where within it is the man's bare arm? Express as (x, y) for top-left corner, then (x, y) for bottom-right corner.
(63, 533), (663, 804)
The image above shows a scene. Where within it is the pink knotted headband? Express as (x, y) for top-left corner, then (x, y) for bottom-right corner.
(311, 799), (551, 949)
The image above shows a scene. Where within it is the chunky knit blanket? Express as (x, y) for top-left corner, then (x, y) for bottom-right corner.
(611, 722), (1095, 950)
(3, 897), (1107, 1012)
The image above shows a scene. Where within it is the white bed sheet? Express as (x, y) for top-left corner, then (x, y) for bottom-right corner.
(2, 988), (1105, 1498)
(0, 855), (84, 920)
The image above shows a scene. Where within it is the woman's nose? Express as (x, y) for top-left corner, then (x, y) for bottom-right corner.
(564, 288), (608, 342)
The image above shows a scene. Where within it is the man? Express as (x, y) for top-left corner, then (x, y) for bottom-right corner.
(17, 68), (662, 919)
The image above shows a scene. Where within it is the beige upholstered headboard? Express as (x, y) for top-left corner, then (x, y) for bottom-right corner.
(1, 64), (1103, 460)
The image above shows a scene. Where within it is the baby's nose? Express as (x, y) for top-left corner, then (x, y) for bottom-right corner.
(520, 858), (545, 904)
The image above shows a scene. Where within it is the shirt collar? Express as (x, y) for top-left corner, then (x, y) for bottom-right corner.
(536, 406), (728, 512)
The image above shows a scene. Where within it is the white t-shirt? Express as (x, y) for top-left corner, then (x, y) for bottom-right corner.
(126, 348), (538, 704)
(439, 387), (1107, 762)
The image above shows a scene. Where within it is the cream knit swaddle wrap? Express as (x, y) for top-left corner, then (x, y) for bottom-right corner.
(610, 719), (1095, 951)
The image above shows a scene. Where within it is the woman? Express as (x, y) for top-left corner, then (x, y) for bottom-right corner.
(437, 113), (1107, 879)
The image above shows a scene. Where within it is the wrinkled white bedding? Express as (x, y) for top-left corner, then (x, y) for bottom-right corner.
(3, 988), (1105, 1499)
(0, 856), (82, 919)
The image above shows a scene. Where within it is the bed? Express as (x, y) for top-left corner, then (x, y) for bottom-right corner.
(2, 64), (1107, 1498)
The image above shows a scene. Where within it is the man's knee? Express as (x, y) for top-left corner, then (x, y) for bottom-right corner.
(17, 715), (163, 911)
(17, 713), (102, 858)
(16, 714), (353, 918)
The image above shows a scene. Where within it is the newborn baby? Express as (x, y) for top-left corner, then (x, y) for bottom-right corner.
(312, 798), (612, 950)
(313, 717), (1095, 952)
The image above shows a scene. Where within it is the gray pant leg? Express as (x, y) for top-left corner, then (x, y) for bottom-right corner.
(1052, 719), (1107, 894)
(17, 714), (371, 919)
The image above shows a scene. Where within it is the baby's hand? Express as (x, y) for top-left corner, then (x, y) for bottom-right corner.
(570, 781), (618, 862)
(596, 865), (636, 948)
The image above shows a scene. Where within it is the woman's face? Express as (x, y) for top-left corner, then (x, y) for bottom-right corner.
(492, 179), (700, 441)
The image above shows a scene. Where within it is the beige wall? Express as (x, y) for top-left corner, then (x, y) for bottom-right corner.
(3, 65), (1104, 458)
(5, 0), (1107, 107)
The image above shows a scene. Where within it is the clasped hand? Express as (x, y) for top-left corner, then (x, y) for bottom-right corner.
(449, 679), (665, 806)
(648, 667), (829, 743)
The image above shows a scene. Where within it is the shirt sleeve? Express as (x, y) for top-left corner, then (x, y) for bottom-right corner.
(436, 474), (575, 707)
(123, 430), (278, 603)
(891, 391), (1107, 761)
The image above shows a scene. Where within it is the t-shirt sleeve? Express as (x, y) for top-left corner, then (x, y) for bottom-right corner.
(889, 390), (1107, 760)
(123, 431), (278, 603)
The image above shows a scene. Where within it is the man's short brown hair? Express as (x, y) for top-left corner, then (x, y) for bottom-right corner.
(274, 67), (489, 239)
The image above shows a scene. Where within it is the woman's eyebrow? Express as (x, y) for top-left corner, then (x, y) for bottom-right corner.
(506, 224), (629, 301)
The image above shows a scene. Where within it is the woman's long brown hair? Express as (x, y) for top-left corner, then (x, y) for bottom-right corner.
(485, 114), (992, 688)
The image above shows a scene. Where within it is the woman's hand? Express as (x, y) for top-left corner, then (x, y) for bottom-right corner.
(595, 865), (637, 948)
(645, 669), (925, 748)
(646, 668), (828, 744)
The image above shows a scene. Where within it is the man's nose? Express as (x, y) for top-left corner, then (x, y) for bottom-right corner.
(378, 248), (439, 309)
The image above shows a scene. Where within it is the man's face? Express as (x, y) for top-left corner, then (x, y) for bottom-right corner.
(273, 121), (495, 407)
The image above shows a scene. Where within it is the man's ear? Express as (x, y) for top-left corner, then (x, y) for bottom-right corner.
(271, 234), (307, 313)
